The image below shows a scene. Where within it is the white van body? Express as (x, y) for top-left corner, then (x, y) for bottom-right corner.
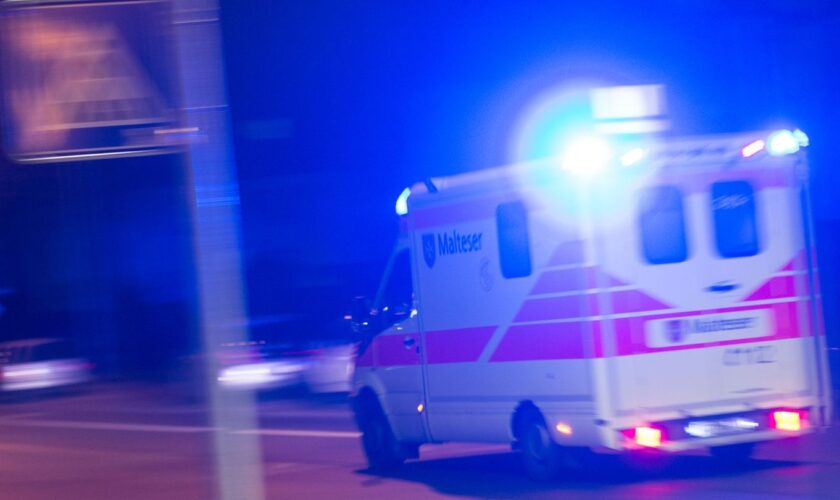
(352, 132), (831, 461)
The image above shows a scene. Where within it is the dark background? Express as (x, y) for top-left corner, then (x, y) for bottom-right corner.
(0, 1), (838, 376)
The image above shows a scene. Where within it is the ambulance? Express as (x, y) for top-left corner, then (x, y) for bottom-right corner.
(350, 129), (831, 479)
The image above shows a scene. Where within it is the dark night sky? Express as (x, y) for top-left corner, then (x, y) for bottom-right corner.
(2, 1), (840, 370)
(219, 1), (840, 316)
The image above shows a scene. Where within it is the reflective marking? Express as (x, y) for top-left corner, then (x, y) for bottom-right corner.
(235, 429), (360, 439)
(0, 419), (360, 438)
(0, 419), (214, 433)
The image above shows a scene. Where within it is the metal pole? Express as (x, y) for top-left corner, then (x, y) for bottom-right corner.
(172, 1), (265, 499)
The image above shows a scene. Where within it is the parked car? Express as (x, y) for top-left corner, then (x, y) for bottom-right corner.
(0, 338), (91, 393)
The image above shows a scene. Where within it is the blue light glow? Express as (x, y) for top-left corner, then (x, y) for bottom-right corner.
(620, 147), (647, 166)
(793, 129), (810, 147)
(395, 187), (411, 216)
(508, 86), (595, 162)
(562, 135), (613, 175)
(767, 130), (800, 156)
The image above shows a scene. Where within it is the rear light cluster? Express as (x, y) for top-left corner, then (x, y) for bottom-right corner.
(770, 410), (806, 432)
(621, 426), (665, 448)
(622, 408), (808, 448)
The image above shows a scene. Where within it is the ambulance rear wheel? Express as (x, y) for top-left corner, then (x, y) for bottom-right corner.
(358, 400), (405, 471)
(709, 442), (755, 464)
(520, 414), (562, 481)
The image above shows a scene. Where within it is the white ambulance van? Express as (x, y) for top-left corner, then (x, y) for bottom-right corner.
(350, 130), (831, 479)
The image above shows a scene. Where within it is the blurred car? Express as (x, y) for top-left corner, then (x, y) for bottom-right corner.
(216, 340), (310, 391)
(302, 317), (358, 394)
(215, 316), (359, 394)
(0, 338), (91, 393)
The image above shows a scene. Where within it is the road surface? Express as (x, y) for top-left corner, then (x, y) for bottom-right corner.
(1, 383), (839, 499)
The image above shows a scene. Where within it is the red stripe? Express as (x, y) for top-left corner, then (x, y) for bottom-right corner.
(742, 276), (797, 302)
(609, 289), (672, 314)
(592, 321), (604, 358)
(514, 295), (592, 322)
(355, 344), (375, 367)
(530, 267), (589, 295)
(374, 334), (420, 366)
(490, 322), (585, 362)
(425, 326), (495, 364)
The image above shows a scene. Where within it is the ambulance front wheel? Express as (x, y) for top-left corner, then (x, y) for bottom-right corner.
(519, 413), (563, 481)
(356, 397), (406, 471)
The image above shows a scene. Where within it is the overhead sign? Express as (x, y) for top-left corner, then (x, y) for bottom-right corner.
(0, 0), (182, 162)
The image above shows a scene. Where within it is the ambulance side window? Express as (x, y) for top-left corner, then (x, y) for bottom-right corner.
(711, 181), (760, 258)
(638, 186), (688, 264)
(381, 250), (413, 323)
(496, 201), (532, 278)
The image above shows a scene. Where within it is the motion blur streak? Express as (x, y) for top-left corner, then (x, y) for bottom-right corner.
(174, 0), (265, 499)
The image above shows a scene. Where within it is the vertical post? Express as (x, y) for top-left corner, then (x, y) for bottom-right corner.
(172, 1), (265, 499)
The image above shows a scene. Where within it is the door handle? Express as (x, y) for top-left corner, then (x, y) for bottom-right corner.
(706, 281), (740, 293)
(403, 336), (416, 349)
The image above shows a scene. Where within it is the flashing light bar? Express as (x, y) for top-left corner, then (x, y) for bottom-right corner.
(741, 129), (809, 159)
(620, 147), (647, 167)
(741, 139), (765, 158)
(395, 187), (411, 216)
(561, 135), (613, 175)
(767, 130), (800, 156)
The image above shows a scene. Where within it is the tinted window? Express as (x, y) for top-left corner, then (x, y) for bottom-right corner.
(382, 250), (412, 310)
(712, 181), (760, 258)
(496, 201), (532, 278)
(639, 186), (688, 264)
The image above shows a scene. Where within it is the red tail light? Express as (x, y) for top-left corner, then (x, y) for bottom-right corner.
(770, 410), (805, 432)
(622, 425), (664, 448)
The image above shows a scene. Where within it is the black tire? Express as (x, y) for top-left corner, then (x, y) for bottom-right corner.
(519, 412), (562, 481)
(709, 442), (755, 465)
(356, 397), (405, 471)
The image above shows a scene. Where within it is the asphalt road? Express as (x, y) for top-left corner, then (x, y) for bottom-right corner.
(1, 383), (839, 499)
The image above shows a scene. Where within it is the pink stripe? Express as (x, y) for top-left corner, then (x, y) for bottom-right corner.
(515, 295), (590, 322)
(610, 289), (672, 314)
(549, 241), (585, 266)
(425, 326), (496, 364)
(530, 267), (589, 295)
(375, 334), (421, 366)
(490, 323), (585, 362)
(355, 344), (375, 367)
(613, 302), (800, 356)
(413, 198), (501, 229)
(592, 321), (604, 358)
(781, 249), (807, 272)
(743, 276), (797, 302)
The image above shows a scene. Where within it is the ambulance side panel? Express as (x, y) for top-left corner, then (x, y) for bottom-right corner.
(410, 183), (602, 444)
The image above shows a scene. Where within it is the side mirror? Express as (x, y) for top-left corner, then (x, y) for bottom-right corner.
(351, 296), (376, 333)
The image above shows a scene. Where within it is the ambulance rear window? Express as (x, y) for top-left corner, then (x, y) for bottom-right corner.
(496, 201), (532, 278)
(638, 186), (688, 265)
(711, 181), (760, 258)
